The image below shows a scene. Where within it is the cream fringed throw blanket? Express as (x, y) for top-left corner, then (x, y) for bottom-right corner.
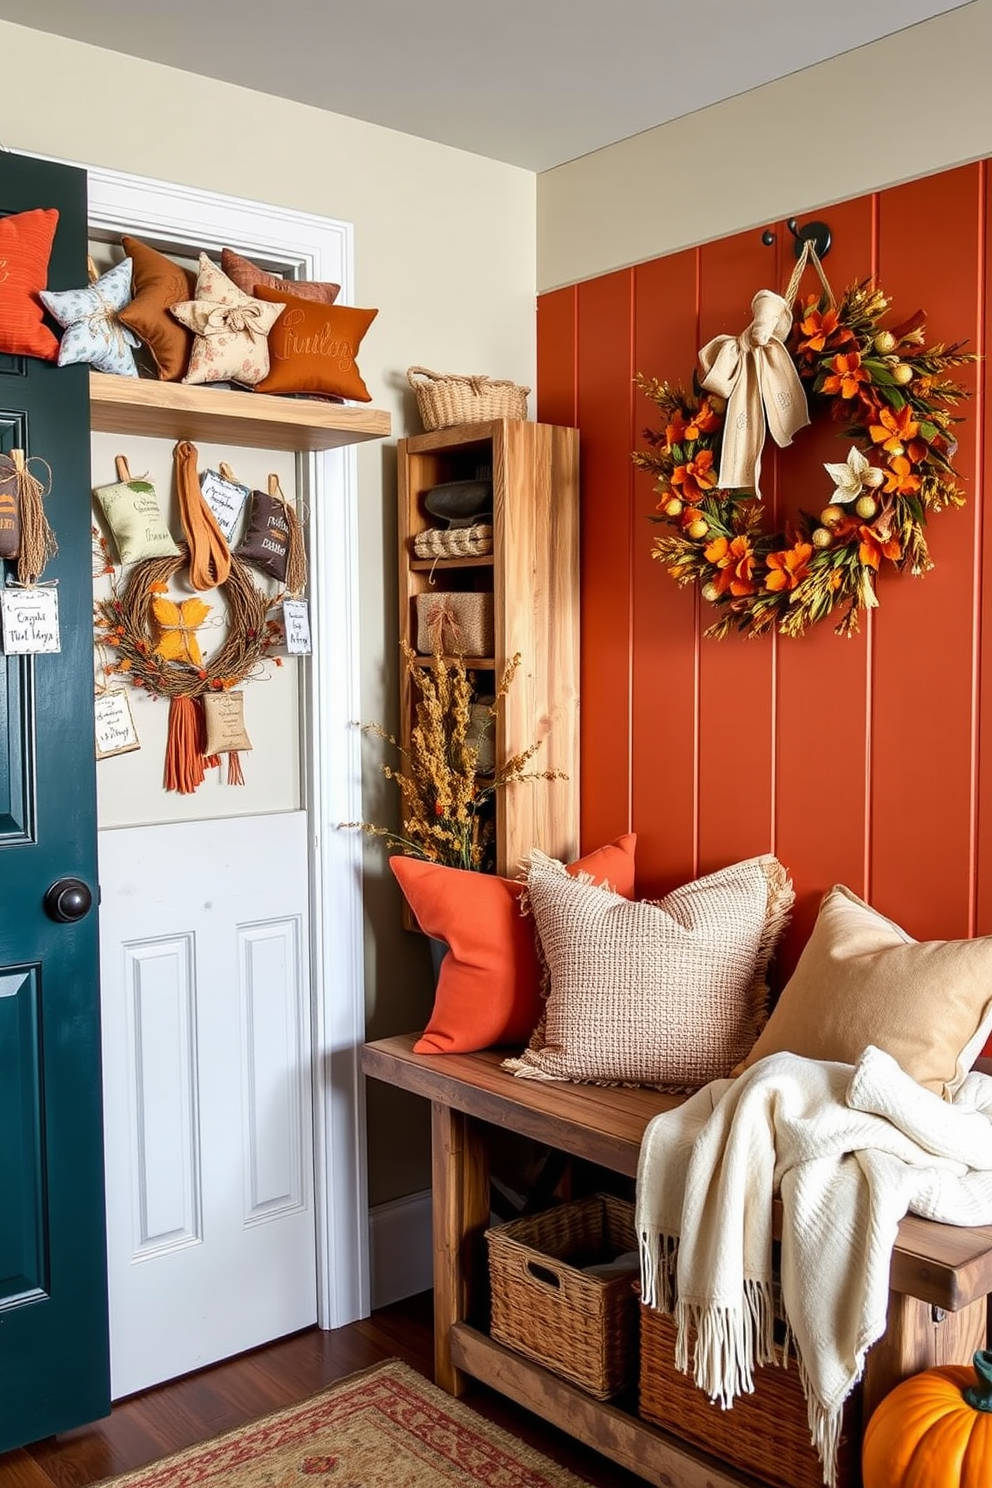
(636, 1046), (992, 1486)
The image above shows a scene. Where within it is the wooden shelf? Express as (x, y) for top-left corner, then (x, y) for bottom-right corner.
(410, 654), (496, 670)
(89, 373), (391, 453)
(409, 555), (493, 573)
(449, 1325), (760, 1488)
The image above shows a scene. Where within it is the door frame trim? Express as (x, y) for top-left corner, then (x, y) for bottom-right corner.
(83, 162), (369, 1330)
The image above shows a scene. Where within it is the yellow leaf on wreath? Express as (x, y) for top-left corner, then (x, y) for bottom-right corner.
(151, 595), (211, 667)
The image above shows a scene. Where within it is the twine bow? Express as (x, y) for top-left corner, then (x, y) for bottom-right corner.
(199, 301), (268, 339)
(697, 242), (836, 495)
(424, 596), (463, 653)
(85, 286), (130, 358)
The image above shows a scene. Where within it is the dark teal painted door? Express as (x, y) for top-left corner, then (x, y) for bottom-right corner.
(0, 151), (110, 1449)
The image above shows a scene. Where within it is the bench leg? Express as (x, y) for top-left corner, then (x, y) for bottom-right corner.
(862, 1292), (987, 1422)
(431, 1100), (489, 1396)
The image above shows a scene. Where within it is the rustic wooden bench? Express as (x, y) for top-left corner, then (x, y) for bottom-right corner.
(361, 1034), (992, 1488)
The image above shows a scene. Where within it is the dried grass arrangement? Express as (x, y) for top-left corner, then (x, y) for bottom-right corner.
(345, 643), (564, 871)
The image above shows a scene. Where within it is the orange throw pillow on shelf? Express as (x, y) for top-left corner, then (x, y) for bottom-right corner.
(0, 208), (60, 360)
(252, 284), (377, 400)
(118, 235), (196, 381)
(391, 835), (637, 1055)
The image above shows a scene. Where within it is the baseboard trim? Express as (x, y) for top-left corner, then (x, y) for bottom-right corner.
(369, 1189), (433, 1310)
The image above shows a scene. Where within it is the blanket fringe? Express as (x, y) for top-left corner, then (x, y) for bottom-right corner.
(675, 1278), (775, 1407)
(638, 1227), (679, 1311)
(796, 1350), (842, 1488)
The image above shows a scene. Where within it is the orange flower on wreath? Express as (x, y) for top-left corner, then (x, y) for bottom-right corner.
(796, 302), (856, 358)
(671, 448), (718, 503)
(883, 455), (921, 496)
(858, 525), (902, 570)
(822, 351), (871, 400)
(705, 534), (757, 596)
(869, 405), (927, 464)
(765, 542), (813, 592)
(665, 400), (721, 449)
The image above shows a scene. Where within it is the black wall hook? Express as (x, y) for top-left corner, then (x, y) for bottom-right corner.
(761, 218), (831, 259)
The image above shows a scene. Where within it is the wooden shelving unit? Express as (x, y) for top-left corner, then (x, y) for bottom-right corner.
(397, 418), (579, 903)
(90, 372), (391, 452)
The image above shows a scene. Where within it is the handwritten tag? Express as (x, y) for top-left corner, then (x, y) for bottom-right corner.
(95, 690), (141, 759)
(1, 586), (60, 653)
(282, 598), (312, 655)
(199, 468), (250, 544)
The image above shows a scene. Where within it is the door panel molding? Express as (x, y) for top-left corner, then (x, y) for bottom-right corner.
(124, 935), (201, 1257)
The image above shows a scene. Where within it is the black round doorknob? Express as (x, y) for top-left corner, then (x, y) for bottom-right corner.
(44, 877), (93, 923)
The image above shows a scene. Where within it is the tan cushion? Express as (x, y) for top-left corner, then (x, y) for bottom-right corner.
(737, 885), (992, 1097)
(506, 852), (793, 1089)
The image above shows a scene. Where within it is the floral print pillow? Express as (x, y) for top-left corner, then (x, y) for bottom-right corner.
(40, 257), (140, 377)
(169, 254), (283, 387)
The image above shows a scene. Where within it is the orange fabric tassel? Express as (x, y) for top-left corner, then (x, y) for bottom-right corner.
(164, 695), (207, 794)
(227, 751), (245, 786)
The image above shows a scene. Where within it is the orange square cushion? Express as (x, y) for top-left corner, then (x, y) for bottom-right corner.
(391, 835), (637, 1054)
(0, 208), (60, 360)
(118, 235), (196, 381)
(252, 284), (376, 400)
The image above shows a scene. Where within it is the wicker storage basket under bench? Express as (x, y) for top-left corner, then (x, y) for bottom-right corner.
(638, 1304), (861, 1488)
(486, 1193), (639, 1400)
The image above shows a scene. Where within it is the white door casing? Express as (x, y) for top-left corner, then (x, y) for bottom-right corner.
(83, 164), (370, 1358)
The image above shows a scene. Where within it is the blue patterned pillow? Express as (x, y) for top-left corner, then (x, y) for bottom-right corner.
(40, 258), (140, 377)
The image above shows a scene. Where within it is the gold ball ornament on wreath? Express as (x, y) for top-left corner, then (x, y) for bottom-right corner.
(94, 544), (284, 793)
(633, 247), (978, 638)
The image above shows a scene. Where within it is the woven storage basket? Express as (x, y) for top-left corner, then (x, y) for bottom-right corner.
(486, 1194), (639, 1400)
(638, 1306), (860, 1488)
(407, 365), (529, 431)
(413, 523), (493, 559)
(416, 590), (494, 656)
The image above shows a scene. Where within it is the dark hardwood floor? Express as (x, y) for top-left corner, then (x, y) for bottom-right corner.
(0, 1293), (647, 1488)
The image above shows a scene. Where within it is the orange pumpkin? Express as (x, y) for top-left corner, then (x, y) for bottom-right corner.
(863, 1350), (992, 1486)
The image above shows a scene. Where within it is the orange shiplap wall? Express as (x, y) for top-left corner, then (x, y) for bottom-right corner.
(537, 161), (990, 990)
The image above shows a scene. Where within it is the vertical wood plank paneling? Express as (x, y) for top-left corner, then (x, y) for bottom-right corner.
(536, 286), (577, 427)
(537, 157), (992, 1002)
(977, 163), (992, 942)
(631, 249), (701, 894)
(696, 233), (776, 874)
(576, 270), (634, 850)
(773, 194), (877, 973)
(871, 165), (983, 939)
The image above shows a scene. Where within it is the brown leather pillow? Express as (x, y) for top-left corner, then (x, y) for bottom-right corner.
(117, 236), (195, 381)
(220, 247), (340, 305)
(252, 286), (377, 401)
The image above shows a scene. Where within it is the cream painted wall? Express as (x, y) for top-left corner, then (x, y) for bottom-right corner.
(1, 17), (536, 1205)
(538, 0), (992, 290)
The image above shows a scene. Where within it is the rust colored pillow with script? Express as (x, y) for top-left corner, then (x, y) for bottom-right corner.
(0, 208), (60, 360)
(252, 284), (377, 401)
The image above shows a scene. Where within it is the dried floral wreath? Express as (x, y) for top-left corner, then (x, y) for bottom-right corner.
(634, 246), (977, 638)
(94, 539), (284, 791)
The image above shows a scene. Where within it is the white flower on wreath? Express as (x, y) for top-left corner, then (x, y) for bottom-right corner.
(823, 446), (872, 504)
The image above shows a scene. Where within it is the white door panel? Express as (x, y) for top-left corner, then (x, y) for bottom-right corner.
(98, 812), (316, 1397)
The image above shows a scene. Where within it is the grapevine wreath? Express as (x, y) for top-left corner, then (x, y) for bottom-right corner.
(634, 243), (977, 638)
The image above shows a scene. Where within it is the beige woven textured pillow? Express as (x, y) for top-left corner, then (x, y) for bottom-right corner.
(737, 885), (992, 1098)
(505, 852), (794, 1089)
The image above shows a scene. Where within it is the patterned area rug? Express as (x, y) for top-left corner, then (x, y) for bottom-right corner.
(95, 1360), (591, 1487)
